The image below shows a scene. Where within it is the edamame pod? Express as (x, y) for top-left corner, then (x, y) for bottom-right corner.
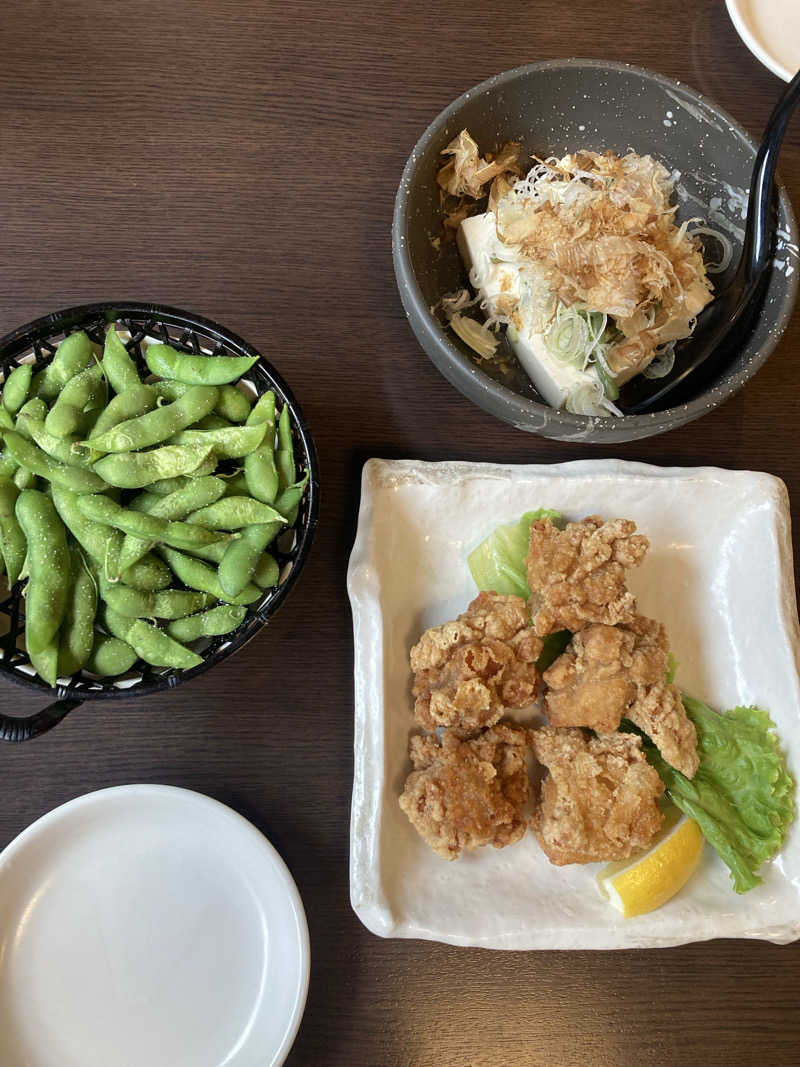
(3, 431), (107, 492)
(218, 522), (282, 598)
(16, 413), (98, 469)
(77, 494), (230, 553)
(145, 343), (257, 385)
(15, 489), (69, 655)
(85, 633), (138, 676)
(51, 484), (123, 581)
(170, 422), (265, 460)
(120, 553), (172, 591)
(35, 331), (95, 401)
(29, 642), (59, 688)
(244, 390), (278, 505)
(87, 385), (218, 453)
(104, 606), (203, 669)
(88, 383), (157, 439)
(2, 363), (33, 415)
(158, 546), (261, 605)
(273, 470), (310, 525)
(153, 380), (252, 422)
(93, 443), (215, 489)
(186, 496), (285, 530)
(103, 584), (215, 620)
(45, 362), (105, 438)
(276, 405), (295, 490)
(119, 475), (227, 570)
(252, 552), (280, 589)
(167, 603), (247, 642)
(102, 326), (140, 394)
(57, 546), (98, 676)
(0, 476), (26, 585)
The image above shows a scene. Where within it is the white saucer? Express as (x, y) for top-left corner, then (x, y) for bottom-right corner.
(726, 0), (800, 82)
(0, 785), (310, 1067)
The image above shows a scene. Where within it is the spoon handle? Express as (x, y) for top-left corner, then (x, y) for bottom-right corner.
(744, 68), (800, 281)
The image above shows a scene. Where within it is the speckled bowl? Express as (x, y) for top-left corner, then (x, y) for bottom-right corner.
(393, 60), (799, 442)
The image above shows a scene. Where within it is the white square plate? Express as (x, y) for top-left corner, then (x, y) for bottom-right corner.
(347, 458), (800, 950)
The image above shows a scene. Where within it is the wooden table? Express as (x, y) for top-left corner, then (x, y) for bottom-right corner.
(2, 2), (799, 1064)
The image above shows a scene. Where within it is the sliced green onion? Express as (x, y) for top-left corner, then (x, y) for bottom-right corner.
(544, 305), (589, 366)
(642, 343), (676, 380)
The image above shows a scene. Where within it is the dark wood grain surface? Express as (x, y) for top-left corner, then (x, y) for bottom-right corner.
(2, 2), (800, 1064)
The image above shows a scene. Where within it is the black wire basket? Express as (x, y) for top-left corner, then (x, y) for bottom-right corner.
(0, 302), (319, 742)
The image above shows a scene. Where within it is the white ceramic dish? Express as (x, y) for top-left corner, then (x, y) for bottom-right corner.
(347, 458), (800, 950)
(0, 785), (310, 1067)
(726, 0), (800, 82)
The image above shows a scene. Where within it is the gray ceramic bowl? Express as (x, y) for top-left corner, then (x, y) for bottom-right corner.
(393, 60), (799, 442)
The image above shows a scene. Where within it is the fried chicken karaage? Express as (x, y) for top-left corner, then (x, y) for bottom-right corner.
(526, 516), (649, 636)
(542, 614), (699, 778)
(410, 591), (542, 735)
(399, 724), (532, 859)
(531, 726), (665, 865)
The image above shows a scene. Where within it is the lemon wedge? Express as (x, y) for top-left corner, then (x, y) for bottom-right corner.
(597, 807), (704, 918)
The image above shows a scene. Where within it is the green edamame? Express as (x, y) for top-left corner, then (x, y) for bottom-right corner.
(276, 405), (295, 490)
(51, 484), (123, 581)
(3, 431), (107, 492)
(2, 363), (33, 415)
(77, 494), (229, 553)
(104, 605), (203, 669)
(85, 633), (138, 676)
(87, 384), (218, 453)
(16, 413), (98, 469)
(252, 552), (280, 589)
(153, 380), (252, 422)
(35, 331), (95, 401)
(167, 603), (247, 642)
(102, 326), (140, 394)
(13, 466), (37, 490)
(57, 546), (98, 676)
(119, 475), (227, 570)
(170, 422), (265, 460)
(244, 390), (278, 505)
(0, 477), (26, 586)
(89, 383), (157, 440)
(93, 443), (215, 489)
(45, 362), (105, 438)
(30, 642), (59, 688)
(120, 553), (172, 591)
(0, 449), (17, 479)
(182, 539), (229, 564)
(218, 522), (281, 598)
(103, 583), (215, 620)
(194, 413), (231, 431)
(158, 546), (261, 605)
(145, 343), (257, 385)
(15, 489), (69, 655)
(273, 470), (310, 525)
(186, 496), (285, 530)
(0, 408), (12, 432)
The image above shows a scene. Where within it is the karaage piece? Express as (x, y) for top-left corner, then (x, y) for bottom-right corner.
(543, 614), (668, 732)
(410, 591), (542, 735)
(542, 613), (699, 778)
(627, 682), (699, 779)
(531, 726), (664, 865)
(526, 516), (649, 636)
(399, 724), (531, 860)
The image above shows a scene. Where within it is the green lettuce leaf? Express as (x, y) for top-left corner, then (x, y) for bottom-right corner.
(645, 697), (795, 893)
(467, 508), (562, 598)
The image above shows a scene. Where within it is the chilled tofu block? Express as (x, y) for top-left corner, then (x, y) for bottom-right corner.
(457, 212), (607, 410)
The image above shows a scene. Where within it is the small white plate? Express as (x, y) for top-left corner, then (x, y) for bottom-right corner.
(726, 0), (800, 82)
(347, 458), (800, 950)
(0, 785), (310, 1067)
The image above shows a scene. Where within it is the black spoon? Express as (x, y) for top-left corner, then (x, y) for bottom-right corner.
(618, 68), (800, 415)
